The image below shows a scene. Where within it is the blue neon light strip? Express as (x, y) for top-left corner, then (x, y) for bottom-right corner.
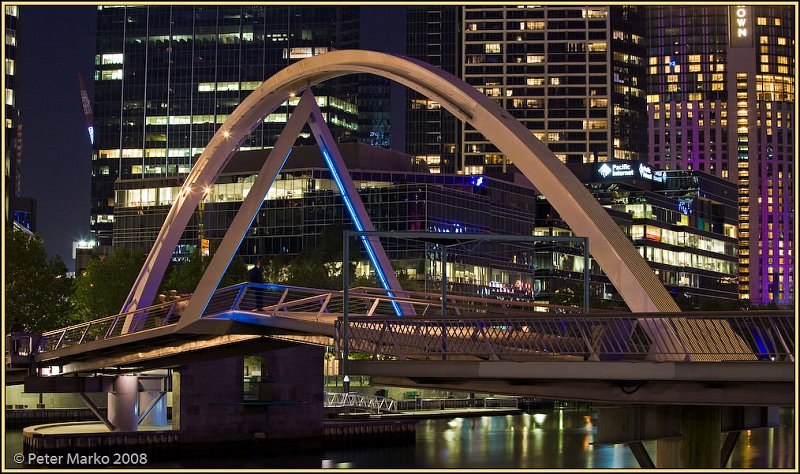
(197, 149), (294, 318)
(319, 144), (403, 316)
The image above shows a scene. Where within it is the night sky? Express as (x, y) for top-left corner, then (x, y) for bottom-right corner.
(14, 6), (405, 268)
(17, 6), (96, 266)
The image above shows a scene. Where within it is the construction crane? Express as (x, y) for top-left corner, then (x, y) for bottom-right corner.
(78, 73), (94, 145)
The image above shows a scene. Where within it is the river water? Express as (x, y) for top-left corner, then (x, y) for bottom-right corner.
(5, 409), (794, 469)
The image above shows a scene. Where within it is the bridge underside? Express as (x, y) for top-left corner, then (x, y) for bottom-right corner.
(28, 313), (333, 378)
(350, 360), (794, 406)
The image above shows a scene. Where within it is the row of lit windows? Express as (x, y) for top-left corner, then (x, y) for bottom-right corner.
(630, 224), (736, 252)
(197, 81), (262, 92)
(482, 42), (607, 53)
(639, 246), (737, 275)
(650, 54), (720, 65)
(116, 175), (400, 208)
(98, 148), (196, 159)
(756, 16), (782, 26)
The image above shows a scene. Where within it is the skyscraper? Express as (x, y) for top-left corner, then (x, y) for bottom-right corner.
(92, 6), (363, 246)
(3, 4), (35, 232)
(405, 6), (461, 174)
(646, 5), (794, 304)
(461, 5), (647, 174)
(3, 5), (18, 225)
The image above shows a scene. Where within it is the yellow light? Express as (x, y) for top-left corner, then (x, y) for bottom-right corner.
(222, 130), (231, 138)
(204, 186), (212, 195)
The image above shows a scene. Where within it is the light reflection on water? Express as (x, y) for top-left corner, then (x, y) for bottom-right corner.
(4, 409), (794, 469)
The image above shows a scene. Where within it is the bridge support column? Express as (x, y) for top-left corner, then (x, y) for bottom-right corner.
(138, 391), (167, 426)
(656, 406), (722, 469)
(656, 406), (721, 469)
(107, 375), (139, 432)
(173, 344), (323, 444)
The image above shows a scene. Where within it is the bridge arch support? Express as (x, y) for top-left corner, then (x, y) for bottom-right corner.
(123, 49), (679, 317)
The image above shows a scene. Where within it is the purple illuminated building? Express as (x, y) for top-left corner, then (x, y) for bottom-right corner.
(646, 5), (794, 305)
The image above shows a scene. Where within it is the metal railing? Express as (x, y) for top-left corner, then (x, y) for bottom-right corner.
(37, 297), (191, 353)
(393, 396), (520, 411)
(324, 392), (398, 413)
(334, 311), (794, 362)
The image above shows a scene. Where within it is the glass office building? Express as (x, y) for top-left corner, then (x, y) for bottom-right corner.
(535, 161), (740, 307)
(3, 5), (35, 231)
(92, 6), (364, 246)
(405, 6), (462, 174)
(113, 143), (543, 298)
(646, 5), (794, 304)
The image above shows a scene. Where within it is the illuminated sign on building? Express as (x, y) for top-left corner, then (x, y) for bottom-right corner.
(678, 199), (693, 215)
(730, 5), (753, 48)
(75, 240), (97, 249)
(595, 161), (667, 183)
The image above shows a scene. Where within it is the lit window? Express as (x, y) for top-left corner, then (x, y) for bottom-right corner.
(285, 47), (313, 59)
(101, 69), (123, 80)
(588, 42), (606, 52)
(526, 55), (544, 63)
(485, 43), (501, 53)
(757, 17), (767, 25)
(4, 58), (13, 75)
(101, 53), (123, 65)
(5, 88), (13, 106)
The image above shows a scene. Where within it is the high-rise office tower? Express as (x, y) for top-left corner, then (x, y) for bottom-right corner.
(4, 5), (18, 224)
(461, 5), (647, 174)
(405, 6), (462, 174)
(92, 6), (366, 246)
(3, 5), (35, 232)
(646, 5), (794, 304)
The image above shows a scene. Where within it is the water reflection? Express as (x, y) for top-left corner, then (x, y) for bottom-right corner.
(4, 409), (794, 469)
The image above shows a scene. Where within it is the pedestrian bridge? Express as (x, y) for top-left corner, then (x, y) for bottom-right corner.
(8, 282), (794, 406)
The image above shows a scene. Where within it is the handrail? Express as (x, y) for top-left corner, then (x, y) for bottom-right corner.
(335, 311), (795, 362)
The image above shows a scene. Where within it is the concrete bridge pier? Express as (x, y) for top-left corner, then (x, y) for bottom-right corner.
(107, 375), (139, 432)
(596, 405), (780, 468)
(173, 344), (324, 444)
(655, 406), (721, 468)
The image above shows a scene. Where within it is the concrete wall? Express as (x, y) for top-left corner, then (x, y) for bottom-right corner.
(174, 344), (323, 444)
(262, 345), (324, 440)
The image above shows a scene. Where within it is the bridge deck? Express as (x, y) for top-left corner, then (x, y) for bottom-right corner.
(7, 283), (794, 404)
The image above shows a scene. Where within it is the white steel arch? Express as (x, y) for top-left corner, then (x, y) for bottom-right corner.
(122, 49), (680, 321)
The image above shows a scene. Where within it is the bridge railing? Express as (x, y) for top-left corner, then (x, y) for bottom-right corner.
(37, 297), (191, 353)
(334, 311), (794, 362)
(324, 391), (398, 412)
(220, 283), (593, 321)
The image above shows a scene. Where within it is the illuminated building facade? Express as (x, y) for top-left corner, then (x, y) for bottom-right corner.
(405, 6), (462, 174)
(535, 161), (740, 307)
(3, 5), (35, 232)
(461, 5), (647, 174)
(92, 6), (362, 245)
(113, 143), (542, 298)
(646, 5), (794, 304)
(3, 5), (18, 225)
